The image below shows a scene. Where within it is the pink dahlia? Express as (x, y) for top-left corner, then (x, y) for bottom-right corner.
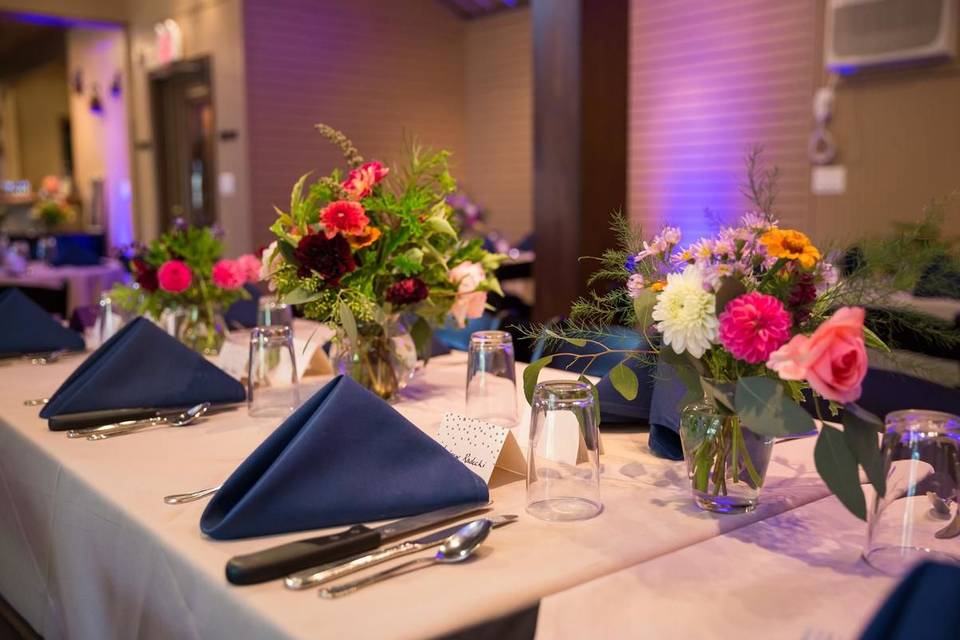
(342, 161), (389, 199)
(320, 200), (369, 239)
(236, 253), (262, 282)
(718, 292), (792, 364)
(212, 259), (246, 290)
(157, 260), (192, 293)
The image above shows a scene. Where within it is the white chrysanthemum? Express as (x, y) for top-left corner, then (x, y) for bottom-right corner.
(652, 265), (718, 358)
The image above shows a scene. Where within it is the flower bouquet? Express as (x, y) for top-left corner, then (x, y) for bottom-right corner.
(261, 124), (503, 399)
(111, 221), (260, 355)
(31, 176), (77, 232)
(525, 156), (892, 519)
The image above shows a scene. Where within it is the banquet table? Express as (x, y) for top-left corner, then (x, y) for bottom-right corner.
(0, 260), (128, 316)
(0, 351), (834, 640)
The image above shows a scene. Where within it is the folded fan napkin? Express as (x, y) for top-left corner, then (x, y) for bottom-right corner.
(200, 375), (489, 540)
(860, 561), (960, 640)
(0, 288), (85, 355)
(40, 317), (245, 423)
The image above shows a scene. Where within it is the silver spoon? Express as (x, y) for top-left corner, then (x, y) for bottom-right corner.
(164, 484), (223, 505)
(86, 403), (210, 441)
(318, 518), (492, 599)
(24, 397), (49, 406)
(24, 350), (66, 365)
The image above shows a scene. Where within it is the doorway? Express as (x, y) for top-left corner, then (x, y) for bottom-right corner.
(150, 57), (216, 229)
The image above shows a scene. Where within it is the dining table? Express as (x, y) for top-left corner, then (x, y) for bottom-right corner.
(0, 349), (896, 639)
(0, 260), (128, 317)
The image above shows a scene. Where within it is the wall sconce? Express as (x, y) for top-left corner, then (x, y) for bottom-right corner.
(110, 72), (122, 98)
(89, 83), (104, 115)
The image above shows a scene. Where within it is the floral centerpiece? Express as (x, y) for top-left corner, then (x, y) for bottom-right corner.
(525, 153), (891, 519)
(111, 220), (260, 354)
(260, 124), (503, 399)
(31, 175), (77, 232)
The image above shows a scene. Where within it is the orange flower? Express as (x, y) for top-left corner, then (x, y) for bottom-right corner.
(650, 281), (667, 292)
(760, 229), (820, 268)
(347, 225), (381, 249)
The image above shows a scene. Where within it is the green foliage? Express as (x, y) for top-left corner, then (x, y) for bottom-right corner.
(733, 376), (815, 437)
(609, 362), (639, 401)
(523, 356), (554, 405)
(815, 425), (867, 521)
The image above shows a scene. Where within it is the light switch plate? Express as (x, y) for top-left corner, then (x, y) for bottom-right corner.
(218, 172), (236, 196)
(811, 165), (846, 195)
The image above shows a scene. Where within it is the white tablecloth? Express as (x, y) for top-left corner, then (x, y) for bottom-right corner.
(536, 494), (898, 639)
(0, 352), (829, 639)
(0, 260), (128, 315)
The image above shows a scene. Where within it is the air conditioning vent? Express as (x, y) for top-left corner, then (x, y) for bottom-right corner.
(826, 0), (958, 72)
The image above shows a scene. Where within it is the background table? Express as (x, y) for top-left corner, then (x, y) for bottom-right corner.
(0, 260), (128, 316)
(1, 352), (830, 639)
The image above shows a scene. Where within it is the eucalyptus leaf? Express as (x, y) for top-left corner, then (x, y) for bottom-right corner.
(578, 374), (602, 429)
(633, 288), (658, 328)
(339, 301), (358, 345)
(282, 287), (323, 305)
(815, 426), (867, 521)
(734, 376), (815, 437)
(523, 356), (553, 405)
(845, 403), (885, 432)
(843, 410), (887, 498)
(609, 362), (639, 401)
(410, 316), (432, 361)
(714, 276), (747, 315)
(701, 378), (734, 412)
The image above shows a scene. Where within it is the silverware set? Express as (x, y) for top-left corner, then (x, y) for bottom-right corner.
(66, 403), (211, 440)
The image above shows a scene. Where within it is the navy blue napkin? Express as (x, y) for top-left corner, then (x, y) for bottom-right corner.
(860, 562), (960, 640)
(200, 375), (489, 540)
(648, 360), (686, 460)
(50, 239), (101, 266)
(224, 283), (261, 329)
(596, 358), (655, 425)
(0, 288), (85, 355)
(39, 317), (244, 420)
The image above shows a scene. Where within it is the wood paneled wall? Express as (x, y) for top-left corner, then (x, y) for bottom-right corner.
(244, 0), (467, 248)
(628, 0), (816, 238)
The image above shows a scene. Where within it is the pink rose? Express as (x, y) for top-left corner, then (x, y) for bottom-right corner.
(448, 261), (487, 326)
(212, 259), (246, 290)
(157, 260), (192, 293)
(236, 254), (262, 282)
(342, 161), (389, 200)
(766, 307), (868, 403)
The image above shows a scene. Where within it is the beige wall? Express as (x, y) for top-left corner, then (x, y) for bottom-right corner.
(127, 0), (251, 254)
(811, 0), (960, 242)
(243, 0), (467, 248)
(66, 28), (132, 246)
(463, 8), (532, 244)
(6, 59), (69, 188)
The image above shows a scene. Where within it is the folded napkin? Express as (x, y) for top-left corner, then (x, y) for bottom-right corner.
(224, 283), (261, 329)
(0, 288), (85, 355)
(860, 561), (960, 640)
(200, 375), (489, 540)
(40, 317), (245, 422)
(50, 239), (101, 266)
(596, 358), (654, 426)
(648, 360), (686, 460)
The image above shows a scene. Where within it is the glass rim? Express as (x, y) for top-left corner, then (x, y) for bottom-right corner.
(885, 409), (960, 431)
(250, 325), (293, 340)
(533, 379), (593, 402)
(469, 330), (513, 345)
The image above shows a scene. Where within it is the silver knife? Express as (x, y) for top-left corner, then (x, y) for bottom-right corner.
(284, 514), (518, 590)
(225, 501), (491, 585)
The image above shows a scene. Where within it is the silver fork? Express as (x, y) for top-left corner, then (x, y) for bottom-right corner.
(164, 485), (222, 505)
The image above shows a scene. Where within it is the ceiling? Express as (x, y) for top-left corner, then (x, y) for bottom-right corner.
(0, 16), (66, 79)
(437, 0), (529, 20)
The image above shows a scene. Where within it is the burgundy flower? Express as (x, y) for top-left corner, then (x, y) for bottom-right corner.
(385, 278), (429, 305)
(293, 232), (357, 286)
(788, 272), (817, 324)
(132, 257), (158, 292)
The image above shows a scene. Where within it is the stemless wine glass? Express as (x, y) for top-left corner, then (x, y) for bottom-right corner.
(465, 330), (518, 426)
(526, 380), (602, 521)
(247, 326), (300, 418)
(864, 409), (960, 576)
(257, 295), (293, 327)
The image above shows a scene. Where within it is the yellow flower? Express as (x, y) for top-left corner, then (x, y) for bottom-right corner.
(650, 280), (667, 292)
(347, 225), (381, 249)
(760, 228), (820, 268)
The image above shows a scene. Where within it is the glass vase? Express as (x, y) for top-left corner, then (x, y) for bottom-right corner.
(679, 390), (775, 514)
(330, 316), (418, 401)
(175, 304), (227, 356)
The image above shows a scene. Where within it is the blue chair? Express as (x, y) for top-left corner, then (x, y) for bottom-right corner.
(433, 313), (503, 352)
(224, 284), (262, 329)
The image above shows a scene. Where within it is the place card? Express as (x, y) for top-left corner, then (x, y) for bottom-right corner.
(437, 413), (526, 485)
(214, 336), (328, 381)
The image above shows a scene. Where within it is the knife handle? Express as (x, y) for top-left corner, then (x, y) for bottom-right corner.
(284, 540), (422, 589)
(226, 525), (383, 585)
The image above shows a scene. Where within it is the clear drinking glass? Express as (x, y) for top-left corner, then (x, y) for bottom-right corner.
(465, 330), (518, 426)
(247, 326), (300, 418)
(96, 292), (131, 345)
(526, 380), (602, 521)
(257, 295), (293, 327)
(864, 410), (960, 576)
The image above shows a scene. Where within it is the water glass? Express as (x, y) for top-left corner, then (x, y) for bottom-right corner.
(465, 330), (518, 426)
(96, 292), (130, 345)
(257, 295), (293, 327)
(526, 380), (602, 521)
(864, 410), (960, 576)
(247, 326), (300, 418)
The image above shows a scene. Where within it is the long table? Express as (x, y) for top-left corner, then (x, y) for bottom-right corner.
(0, 352), (832, 639)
